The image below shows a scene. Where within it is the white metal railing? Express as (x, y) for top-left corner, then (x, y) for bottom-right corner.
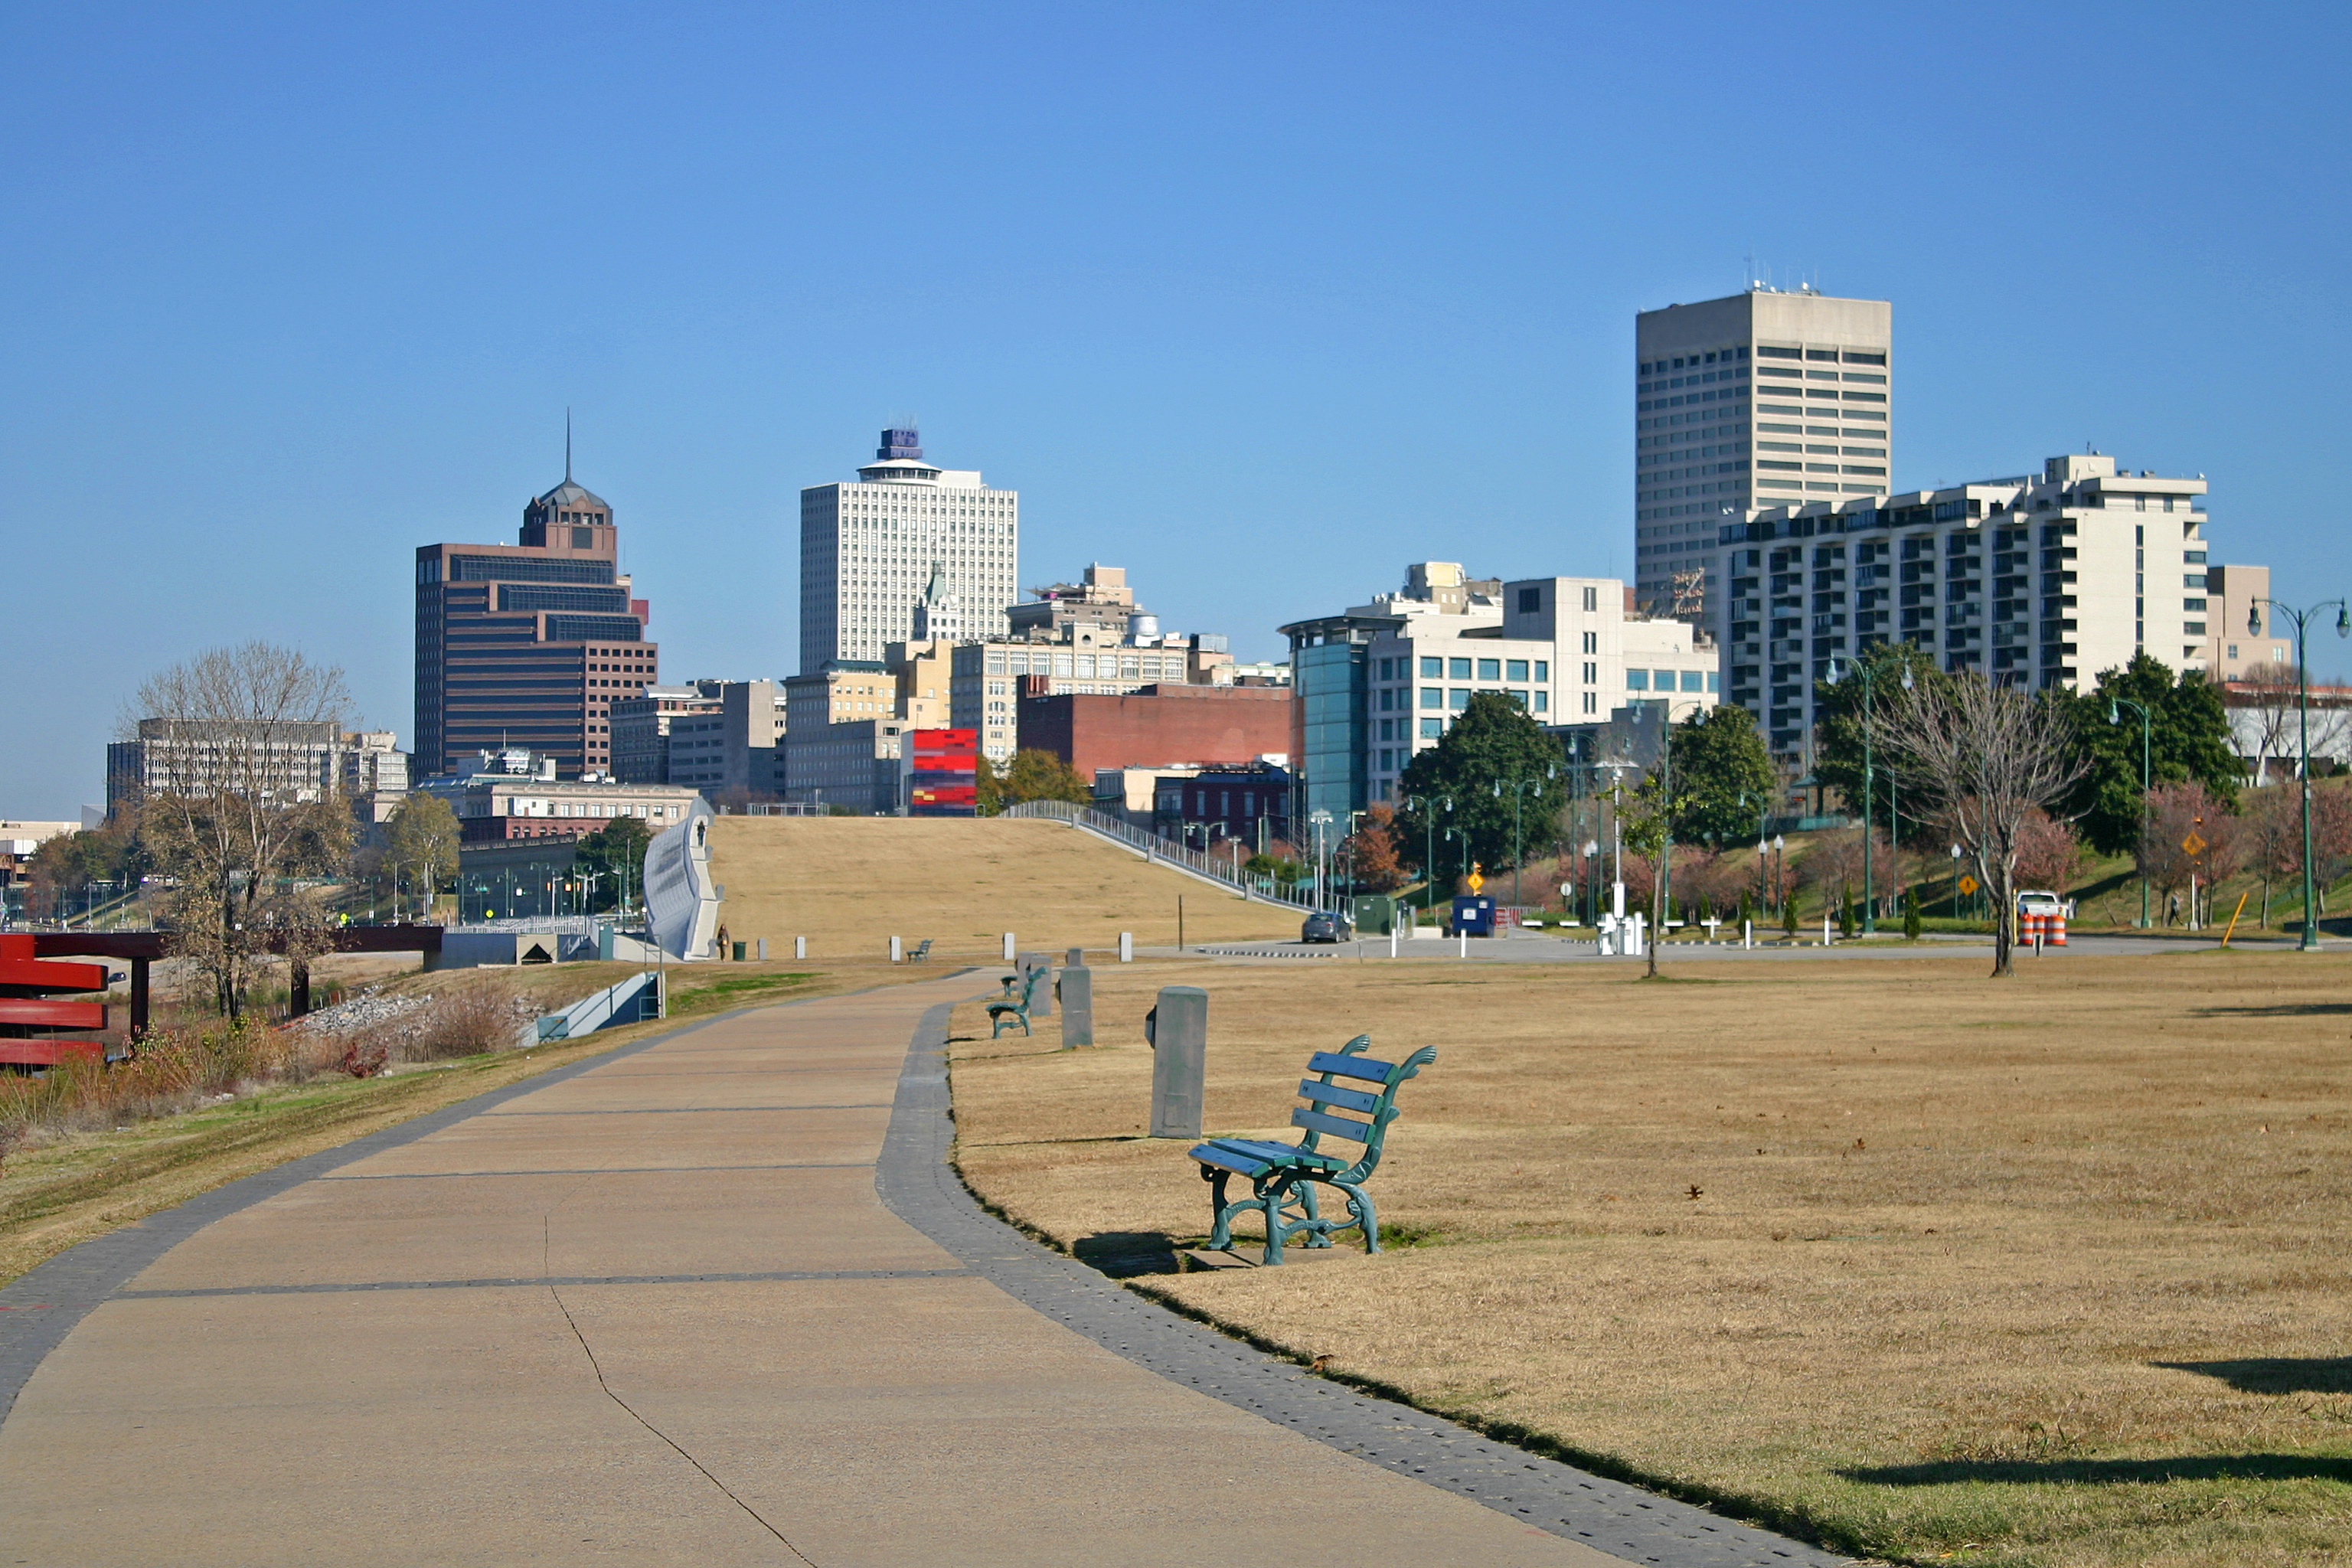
(525, 969), (665, 1047)
(1001, 800), (1311, 908)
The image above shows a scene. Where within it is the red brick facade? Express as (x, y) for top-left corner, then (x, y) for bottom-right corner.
(1017, 684), (1295, 779)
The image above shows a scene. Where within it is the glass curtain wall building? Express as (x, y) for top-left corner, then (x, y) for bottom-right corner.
(1284, 617), (1379, 838)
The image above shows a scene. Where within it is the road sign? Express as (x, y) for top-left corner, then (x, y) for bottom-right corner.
(2181, 831), (2207, 857)
(1467, 865), (1485, 894)
(1957, 874), (1978, 896)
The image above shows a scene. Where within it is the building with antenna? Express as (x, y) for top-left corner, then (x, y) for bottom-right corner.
(413, 452), (659, 779)
(797, 427), (1018, 671)
(1635, 287), (1893, 621)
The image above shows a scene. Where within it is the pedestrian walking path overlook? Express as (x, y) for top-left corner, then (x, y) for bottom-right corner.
(0, 973), (1843, 1567)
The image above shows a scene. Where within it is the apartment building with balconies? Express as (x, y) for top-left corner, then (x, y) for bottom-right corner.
(1713, 452), (2210, 753)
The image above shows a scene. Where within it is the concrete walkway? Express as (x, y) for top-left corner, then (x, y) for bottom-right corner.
(0, 974), (1840, 1566)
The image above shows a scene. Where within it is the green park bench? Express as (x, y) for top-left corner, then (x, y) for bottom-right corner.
(1190, 1034), (1438, 1265)
(908, 938), (933, 962)
(987, 963), (1047, 1037)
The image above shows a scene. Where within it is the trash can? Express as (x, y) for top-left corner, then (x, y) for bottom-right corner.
(731, 941), (746, 962)
(1451, 894), (1497, 936)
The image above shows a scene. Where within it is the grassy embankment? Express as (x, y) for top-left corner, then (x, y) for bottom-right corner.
(949, 949), (2352, 1568)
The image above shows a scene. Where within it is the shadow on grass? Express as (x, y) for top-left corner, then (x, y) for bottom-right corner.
(2191, 1002), (2352, 1018)
(1844, 1453), (2352, 1487)
(2155, 1357), (2352, 1393)
(1073, 1230), (1187, 1276)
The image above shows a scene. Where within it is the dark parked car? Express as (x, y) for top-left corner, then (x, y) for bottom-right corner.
(1300, 910), (1354, 943)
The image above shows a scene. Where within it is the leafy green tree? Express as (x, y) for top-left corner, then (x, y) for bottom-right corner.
(1781, 892), (1798, 937)
(382, 793), (461, 902)
(1811, 641), (1943, 835)
(2063, 653), (2241, 854)
(1667, 704), (1776, 847)
(998, 748), (1093, 807)
(1616, 773), (1679, 976)
(1394, 693), (1565, 878)
(574, 814), (655, 912)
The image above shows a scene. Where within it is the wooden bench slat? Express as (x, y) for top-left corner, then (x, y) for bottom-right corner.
(1291, 1106), (1374, 1142)
(1297, 1078), (1380, 1115)
(1306, 1050), (1397, 1083)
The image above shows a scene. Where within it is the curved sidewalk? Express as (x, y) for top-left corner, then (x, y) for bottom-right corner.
(0, 973), (1840, 1566)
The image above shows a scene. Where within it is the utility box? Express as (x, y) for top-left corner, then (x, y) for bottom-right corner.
(1351, 894), (1400, 936)
(1144, 985), (1207, 1138)
(1451, 894), (1497, 937)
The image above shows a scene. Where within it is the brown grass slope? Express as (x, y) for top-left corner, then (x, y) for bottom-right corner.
(708, 815), (1299, 960)
(950, 950), (2352, 1568)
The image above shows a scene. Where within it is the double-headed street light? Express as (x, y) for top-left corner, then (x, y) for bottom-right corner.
(2106, 696), (2153, 929)
(1823, 654), (1913, 935)
(1493, 764), (1559, 908)
(1404, 794), (1452, 916)
(2250, 596), (2351, 951)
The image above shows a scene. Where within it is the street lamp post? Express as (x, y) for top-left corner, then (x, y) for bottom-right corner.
(1824, 655), (1913, 935)
(2106, 696), (2153, 929)
(2250, 596), (2351, 951)
(1403, 794), (1452, 920)
(1493, 766), (1558, 909)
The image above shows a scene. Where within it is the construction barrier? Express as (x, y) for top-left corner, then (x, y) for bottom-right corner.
(2019, 910), (2069, 947)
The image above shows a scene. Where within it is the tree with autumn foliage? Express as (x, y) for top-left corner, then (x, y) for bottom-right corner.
(1343, 802), (1409, 893)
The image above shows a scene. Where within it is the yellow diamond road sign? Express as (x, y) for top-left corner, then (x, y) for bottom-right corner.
(1957, 874), (1978, 896)
(2182, 831), (2207, 857)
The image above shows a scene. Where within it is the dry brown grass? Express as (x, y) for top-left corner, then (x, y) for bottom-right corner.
(948, 949), (2352, 1568)
(707, 815), (1299, 962)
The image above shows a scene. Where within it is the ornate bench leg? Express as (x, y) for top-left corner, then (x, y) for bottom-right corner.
(1200, 1165), (1232, 1245)
(1332, 1181), (1380, 1253)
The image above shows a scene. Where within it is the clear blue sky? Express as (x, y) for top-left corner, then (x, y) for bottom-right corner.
(6, 1), (2347, 816)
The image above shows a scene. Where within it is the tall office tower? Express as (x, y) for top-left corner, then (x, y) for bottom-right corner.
(799, 428), (1018, 671)
(414, 466), (658, 779)
(1635, 289), (1892, 619)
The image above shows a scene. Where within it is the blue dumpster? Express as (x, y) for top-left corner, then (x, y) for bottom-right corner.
(1451, 894), (1497, 936)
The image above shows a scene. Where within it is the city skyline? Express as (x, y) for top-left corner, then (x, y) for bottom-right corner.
(8, 5), (2351, 813)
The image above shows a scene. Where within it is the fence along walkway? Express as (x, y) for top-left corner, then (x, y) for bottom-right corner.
(1001, 800), (1309, 908)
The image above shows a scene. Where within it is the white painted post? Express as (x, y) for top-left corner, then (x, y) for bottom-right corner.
(1743, 919), (1753, 950)
(1458, 929), (1467, 959)
(890, 935), (903, 963)
(1118, 930), (1134, 963)
(794, 936), (808, 959)
(1823, 915), (1834, 946)
(1002, 931), (1016, 961)
(1389, 928), (1398, 959)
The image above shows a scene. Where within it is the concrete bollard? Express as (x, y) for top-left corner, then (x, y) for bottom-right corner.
(1002, 932), (1016, 962)
(1119, 931), (1133, 963)
(890, 935), (903, 963)
(1059, 964), (1093, 1048)
(1144, 985), (1207, 1138)
(1067, 946), (1085, 969)
(757, 938), (768, 961)
(795, 936), (807, 960)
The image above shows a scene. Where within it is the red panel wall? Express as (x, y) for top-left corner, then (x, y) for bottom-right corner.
(1016, 686), (1295, 780)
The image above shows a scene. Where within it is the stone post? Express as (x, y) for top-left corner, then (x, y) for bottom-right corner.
(1145, 985), (1207, 1138)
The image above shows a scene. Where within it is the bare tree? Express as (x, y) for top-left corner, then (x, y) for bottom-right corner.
(122, 643), (354, 1024)
(1877, 674), (2087, 977)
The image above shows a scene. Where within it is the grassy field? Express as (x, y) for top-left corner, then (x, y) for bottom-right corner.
(948, 949), (2352, 1568)
(0, 956), (948, 1289)
(707, 814), (1301, 959)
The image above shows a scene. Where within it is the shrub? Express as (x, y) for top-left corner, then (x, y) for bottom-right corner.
(1903, 884), (1923, 942)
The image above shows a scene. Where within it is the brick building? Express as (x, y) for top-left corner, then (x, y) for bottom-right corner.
(1016, 684), (1294, 781)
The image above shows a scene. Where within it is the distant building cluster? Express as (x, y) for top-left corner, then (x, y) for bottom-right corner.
(48, 283), (2301, 868)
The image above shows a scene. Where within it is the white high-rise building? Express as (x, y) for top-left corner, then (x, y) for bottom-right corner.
(1713, 452), (2211, 753)
(799, 428), (1018, 672)
(1635, 289), (1893, 619)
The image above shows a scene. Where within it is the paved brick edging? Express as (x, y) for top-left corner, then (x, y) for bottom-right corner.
(879, 997), (1854, 1568)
